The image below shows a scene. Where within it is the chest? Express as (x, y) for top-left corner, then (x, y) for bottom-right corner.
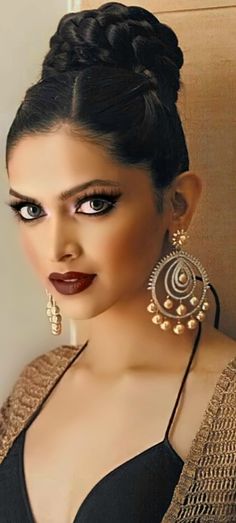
(22, 370), (213, 523)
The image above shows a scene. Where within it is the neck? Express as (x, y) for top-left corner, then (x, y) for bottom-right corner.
(69, 289), (202, 377)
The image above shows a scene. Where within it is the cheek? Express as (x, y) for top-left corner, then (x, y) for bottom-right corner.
(90, 212), (164, 280)
(20, 231), (44, 276)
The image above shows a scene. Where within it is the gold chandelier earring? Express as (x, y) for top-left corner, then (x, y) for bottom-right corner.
(146, 229), (210, 335)
(45, 289), (62, 335)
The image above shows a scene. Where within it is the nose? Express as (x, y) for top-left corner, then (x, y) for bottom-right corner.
(50, 246), (81, 263)
(47, 216), (82, 263)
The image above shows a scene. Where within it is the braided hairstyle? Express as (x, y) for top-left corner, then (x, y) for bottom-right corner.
(5, 1), (189, 211)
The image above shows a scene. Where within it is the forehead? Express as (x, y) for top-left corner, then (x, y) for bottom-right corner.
(7, 129), (150, 191)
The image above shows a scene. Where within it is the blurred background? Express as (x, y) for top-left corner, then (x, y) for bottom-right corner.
(0, 0), (235, 401)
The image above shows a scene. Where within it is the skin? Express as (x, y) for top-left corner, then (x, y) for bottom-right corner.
(6, 125), (236, 523)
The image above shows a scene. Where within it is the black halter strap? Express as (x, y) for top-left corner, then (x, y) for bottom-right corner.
(165, 281), (221, 439)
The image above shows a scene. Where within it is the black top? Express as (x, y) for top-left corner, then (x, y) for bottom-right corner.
(0, 326), (202, 522)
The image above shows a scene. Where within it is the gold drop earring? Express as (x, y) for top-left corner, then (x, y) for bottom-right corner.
(146, 229), (210, 334)
(45, 289), (62, 335)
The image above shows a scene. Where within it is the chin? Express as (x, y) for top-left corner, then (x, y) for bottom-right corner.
(59, 299), (111, 321)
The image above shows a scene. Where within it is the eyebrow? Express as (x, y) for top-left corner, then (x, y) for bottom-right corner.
(9, 179), (121, 201)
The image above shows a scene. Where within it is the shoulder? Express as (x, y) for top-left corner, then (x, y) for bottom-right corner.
(188, 324), (236, 422)
(0, 344), (80, 464)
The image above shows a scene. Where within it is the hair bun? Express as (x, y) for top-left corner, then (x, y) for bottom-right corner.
(42, 2), (184, 104)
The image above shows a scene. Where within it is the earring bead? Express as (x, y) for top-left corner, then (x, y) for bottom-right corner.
(173, 323), (185, 335)
(160, 320), (171, 331)
(152, 313), (163, 325)
(147, 302), (157, 313)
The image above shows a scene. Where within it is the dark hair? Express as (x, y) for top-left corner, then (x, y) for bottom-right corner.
(5, 1), (189, 211)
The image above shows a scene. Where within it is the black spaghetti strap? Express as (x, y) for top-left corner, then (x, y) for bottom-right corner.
(164, 322), (202, 440)
(23, 339), (89, 431)
(38, 339), (89, 406)
(207, 283), (221, 328)
(164, 281), (221, 440)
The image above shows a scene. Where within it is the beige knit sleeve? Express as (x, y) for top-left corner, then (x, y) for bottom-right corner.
(0, 345), (80, 464)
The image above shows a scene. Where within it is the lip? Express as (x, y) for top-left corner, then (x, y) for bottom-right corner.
(49, 274), (96, 295)
(49, 271), (95, 281)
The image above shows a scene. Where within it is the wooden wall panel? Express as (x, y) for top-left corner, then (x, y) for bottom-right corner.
(79, 0), (234, 11)
(159, 6), (236, 339)
(73, 1), (236, 339)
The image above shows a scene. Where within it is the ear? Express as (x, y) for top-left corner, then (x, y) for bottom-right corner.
(167, 171), (202, 234)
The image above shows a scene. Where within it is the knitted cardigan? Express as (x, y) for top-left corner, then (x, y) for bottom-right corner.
(0, 344), (235, 522)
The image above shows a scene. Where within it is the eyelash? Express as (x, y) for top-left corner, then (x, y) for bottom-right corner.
(7, 189), (122, 223)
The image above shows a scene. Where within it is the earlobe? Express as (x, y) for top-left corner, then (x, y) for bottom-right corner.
(169, 171), (202, 231)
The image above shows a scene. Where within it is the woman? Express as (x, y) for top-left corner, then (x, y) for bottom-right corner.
(0, 2), (235, 522)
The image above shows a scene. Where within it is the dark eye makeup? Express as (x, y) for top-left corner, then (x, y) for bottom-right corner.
(6, 189), (122, 223)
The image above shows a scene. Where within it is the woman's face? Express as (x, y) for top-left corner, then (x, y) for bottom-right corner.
(7, 128), (170, 320)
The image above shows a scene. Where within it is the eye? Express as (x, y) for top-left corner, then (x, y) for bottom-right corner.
(76, 197), (113, 214)
(6, 201), (44, 222)
(19, 204), (42, 220)
(73, 190), (122, 216)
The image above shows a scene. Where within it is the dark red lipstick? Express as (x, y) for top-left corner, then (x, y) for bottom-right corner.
(48, 271), (96, 295)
